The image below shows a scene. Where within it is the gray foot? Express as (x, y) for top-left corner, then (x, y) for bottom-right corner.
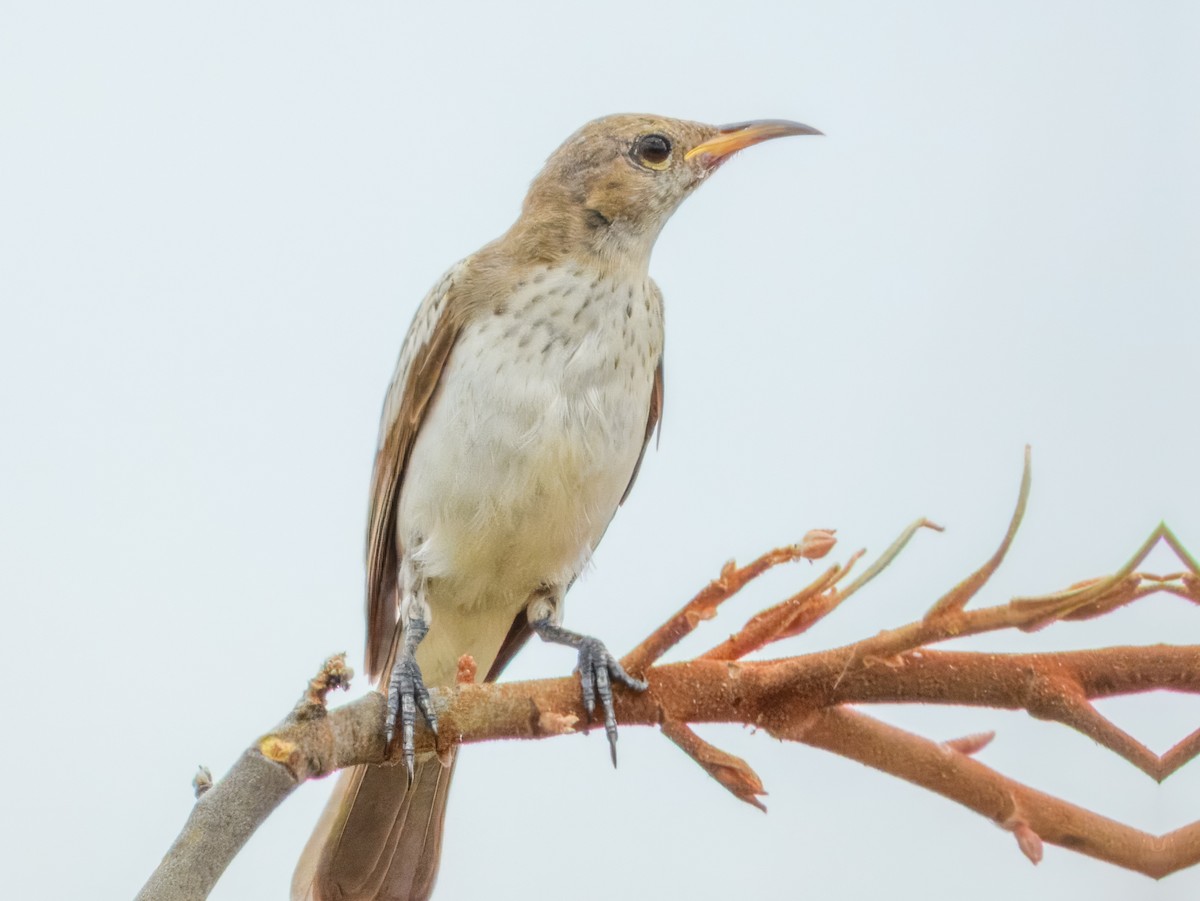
(531, 619), (648, 766)
(385, 615), (438, 782)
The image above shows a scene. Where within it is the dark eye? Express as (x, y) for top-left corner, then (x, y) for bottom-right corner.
(633, 133), (672, 169)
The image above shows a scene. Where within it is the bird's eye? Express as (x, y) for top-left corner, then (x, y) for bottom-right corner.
(633, 134), (673, 169)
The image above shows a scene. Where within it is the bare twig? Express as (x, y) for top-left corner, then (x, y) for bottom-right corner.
(662, 720), (767, 811)
(136, 656), (373, 901)
(924, 446), (1030, 620)
(766, 706), (1200, 879)
(621, 529), (836, 674)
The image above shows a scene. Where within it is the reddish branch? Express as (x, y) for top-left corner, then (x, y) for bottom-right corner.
(137, 456), (1200, 898)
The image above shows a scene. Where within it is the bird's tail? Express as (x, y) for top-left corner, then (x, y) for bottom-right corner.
(291, 751), (456, 901)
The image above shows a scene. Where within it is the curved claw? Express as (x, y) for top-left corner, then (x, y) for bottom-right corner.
(386, 653), (438, 783)
(576, 636), (649, 767)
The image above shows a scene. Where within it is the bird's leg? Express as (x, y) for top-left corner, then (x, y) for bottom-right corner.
(386, 575), (437, 782)
(526, 593), (648, 767)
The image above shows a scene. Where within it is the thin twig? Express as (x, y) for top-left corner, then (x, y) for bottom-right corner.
(924, 446), (1030, 620)
(622, 529), (836, 674)
(661, 720), (767, 811)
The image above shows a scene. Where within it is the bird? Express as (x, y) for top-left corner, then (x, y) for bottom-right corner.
(292, 113), (820, 901)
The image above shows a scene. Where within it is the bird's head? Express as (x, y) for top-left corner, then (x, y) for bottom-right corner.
(505, 114), (821, 275)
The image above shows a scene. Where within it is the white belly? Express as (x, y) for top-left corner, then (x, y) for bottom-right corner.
(397, 265), (663, 678)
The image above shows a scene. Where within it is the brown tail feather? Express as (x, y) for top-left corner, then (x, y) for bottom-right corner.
(292, 752), (456, 901)
(294, 604), (528, 900)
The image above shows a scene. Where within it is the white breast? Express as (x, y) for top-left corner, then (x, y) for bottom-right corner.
(397, 264), (663, 638)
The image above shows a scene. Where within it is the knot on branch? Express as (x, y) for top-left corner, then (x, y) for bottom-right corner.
(295, 653), (354, 720)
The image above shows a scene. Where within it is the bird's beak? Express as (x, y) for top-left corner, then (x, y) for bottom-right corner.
(685, 119), (822, 167)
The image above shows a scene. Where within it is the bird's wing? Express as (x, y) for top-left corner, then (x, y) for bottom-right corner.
(620, 279), (665, 506)
(619, 355), (664, 506)
(364, 261), (469, 680)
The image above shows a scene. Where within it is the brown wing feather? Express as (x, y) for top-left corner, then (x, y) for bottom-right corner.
(620, 356), (664, 505)
(364, 264), (469, 680)
(482, 615), (534, 683)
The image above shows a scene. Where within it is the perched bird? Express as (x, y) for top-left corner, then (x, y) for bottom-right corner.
(292, 114), (820, 901)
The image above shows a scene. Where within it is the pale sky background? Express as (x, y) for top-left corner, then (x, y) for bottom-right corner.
(2, 2), (1198, 899)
